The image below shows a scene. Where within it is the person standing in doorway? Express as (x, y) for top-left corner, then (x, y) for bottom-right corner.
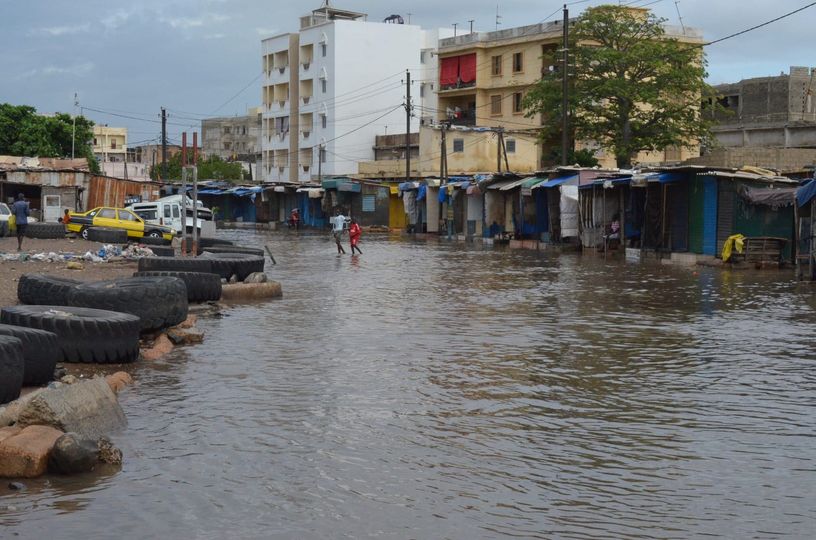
(349, 218), (362, 255)
(11, 193), (30, 251)
(331, 209), (347, 254)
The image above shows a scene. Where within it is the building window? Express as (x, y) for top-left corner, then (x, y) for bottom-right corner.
(321, 43), (327, 57)
(110, 140), (117, 149)
(420, 51), (427, 64)
(490, 94), (502, 115)
(453, 139), (464, 152)
(491, 55), (502, 76)
(513, 52), (523, 73)
(321, 114), (327, 129)
(506, 139), (516, 153)
(321, 79), (327, 93)
(223, 126), (231, 134)
(513, 92), (523, 114)
(93, 138), (97, 145)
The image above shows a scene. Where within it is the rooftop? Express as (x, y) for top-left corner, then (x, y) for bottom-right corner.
(300, 3), (367, 30)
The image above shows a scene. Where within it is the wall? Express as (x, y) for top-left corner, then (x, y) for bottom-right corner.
(418, 125), (539, 175)
(87, 176), (161, 209)
(684, 147), (816, 171)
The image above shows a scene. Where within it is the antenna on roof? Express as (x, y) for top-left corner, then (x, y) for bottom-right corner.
(674, 1), (687, 34)
(495, 5), (502, 31)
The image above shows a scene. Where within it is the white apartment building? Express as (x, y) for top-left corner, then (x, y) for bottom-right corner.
(261, 4), (452, 183)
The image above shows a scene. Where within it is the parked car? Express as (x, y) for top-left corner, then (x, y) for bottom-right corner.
(128, 195), (215, 238)
(0, 202), (39, 235)
(66, 206), (175, 242)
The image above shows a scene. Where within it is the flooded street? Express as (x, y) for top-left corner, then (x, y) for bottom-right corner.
(2, 232), (815, 539)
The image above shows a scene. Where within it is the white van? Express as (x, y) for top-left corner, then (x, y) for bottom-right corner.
(128, 195), (216, 238)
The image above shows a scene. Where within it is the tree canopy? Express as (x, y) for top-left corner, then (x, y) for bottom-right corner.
(524, 5), (718, 168)
(150, 152), (247, 183)
(0, 103), (99, 172)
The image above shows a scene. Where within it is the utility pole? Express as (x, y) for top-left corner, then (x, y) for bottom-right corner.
(561, 5), (570, 166)
(192, 131), (199, 256)
(318, 144), (324, 184)
(71, 93), (78, 159)
(161, 107), (168, 180)
(495, 5), (502, 31)
(497, 130), (503, 173)
(181, 132), (188, 256)
(452, 23), (458, 37)
(405, 69), (411, 186)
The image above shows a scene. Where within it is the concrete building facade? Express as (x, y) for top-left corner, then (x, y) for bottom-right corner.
(260, 4), (452, 183)
(202, 108), (263, 180)
(92, 125), (127, 163)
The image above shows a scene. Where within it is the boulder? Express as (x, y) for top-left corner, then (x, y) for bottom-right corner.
(141, 333), (174, 361)
(228, 274), (239, 284)
(220, 281), (282, 303)
(15, 378), (127, 439)
(66, 261), (84, 270)
(98, 437), (122, 465)
(0, 388), (46, 427)
(166, 328), (204, 346)
(0, 426), (22, 443)
(176, 314), (198, 329)
(105, 372), (133, 394)
(0, 425), (63, 478)
(243, 272), (268, 283)
(48, 433), (99, 474)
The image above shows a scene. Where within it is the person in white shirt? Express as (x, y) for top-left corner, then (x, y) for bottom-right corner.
(331, 210), (347, 254)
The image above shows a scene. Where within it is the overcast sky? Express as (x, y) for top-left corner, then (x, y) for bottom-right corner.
(1, 0), (813, 145)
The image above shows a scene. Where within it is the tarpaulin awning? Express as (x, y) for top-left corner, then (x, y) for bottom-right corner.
(273, 186), (287, 193)
(466, 185), (481, 196)
(389, 185), (400, 195)
(417, 184), (427, 201)
(440, 57), (459, 87)
(426, 179), (441, 188)
(338, 181), (360, 193)
(534, 175), (578, 189)
(796, 179), (816, 207)
(487, 180), (514, 190)
(459, 53), (477, 84)
(398, 181), (420, 191)
(197, 189), (224, 195)
(654, 172), (684, 184)
(738, 185), (796, 208)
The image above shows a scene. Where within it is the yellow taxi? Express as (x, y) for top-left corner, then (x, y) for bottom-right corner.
(66, 206), (176, 242)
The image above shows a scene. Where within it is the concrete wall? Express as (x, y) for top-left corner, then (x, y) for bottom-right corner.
(202, 112), (262, 163)
(684, 147), (816, 171)
(418, 125), (539, 175)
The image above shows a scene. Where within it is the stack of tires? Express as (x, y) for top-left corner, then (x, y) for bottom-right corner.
(139, 248), (265, 283)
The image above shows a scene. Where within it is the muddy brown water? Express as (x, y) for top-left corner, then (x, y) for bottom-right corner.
(1, 232), (815, 539)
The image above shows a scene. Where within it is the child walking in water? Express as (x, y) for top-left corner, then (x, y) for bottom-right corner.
(349, 218), (362, 255)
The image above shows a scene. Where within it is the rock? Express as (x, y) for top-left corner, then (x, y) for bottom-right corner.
(53, 365), (68, 380)
(7, 481), (24, 490)
(0, 425), (63, 478)
(15, 378), (127, 439)
(220, 281), (283, 303)
(141, 333), (174, 361)
(97, 437), (122, 466)
(165, 328), (204, 346)
(105, 372), (133, 394)
(48, 433), (99, 474)
(0, 426), (22, 443)
(228, 274), (239, 284)
(66, 261), (84, 270)
(176, 314), (197, 329)
(0, 388), (46, 427)
(60, 375), (78, 385)
(243, 272), (268, 283)
(47, 381), (64, 390)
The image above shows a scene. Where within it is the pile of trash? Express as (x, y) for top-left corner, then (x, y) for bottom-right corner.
(0, 244), (156, 263)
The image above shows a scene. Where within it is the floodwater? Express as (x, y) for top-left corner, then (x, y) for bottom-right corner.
(2, 233), (815, 539)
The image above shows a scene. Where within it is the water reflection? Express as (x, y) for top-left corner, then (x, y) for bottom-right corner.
(1, 233), (814, 539)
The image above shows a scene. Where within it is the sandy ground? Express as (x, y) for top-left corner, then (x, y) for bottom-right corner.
(0, 236), (139, 308)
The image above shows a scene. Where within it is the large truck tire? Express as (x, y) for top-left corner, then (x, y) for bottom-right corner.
(199, 238), (234, 248)
(0, 336), (24, 404)
(0, 324), (59, 386)
(0, 306), (140, 364)
(134, 271), (222, 302)
(66, 277), (188, 332)
(200, 253), (265, 281)
(137, 235), (170, 246)
(147, 245), (175, 257)
(200, 245), (265, 257)
(137, 257), (213, 274)
(18, 274), (82, 305)
(24, 222), (66, 239)
(87, 227), (128, 244)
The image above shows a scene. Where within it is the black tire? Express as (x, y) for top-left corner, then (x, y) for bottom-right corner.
(87, 227), (128, 244)
(18, 274), (82, 305)
(134, 271), (222, 302)
(0, 306), (140, 364)
(138, 235), (170, 246)
(147, 245), (176, 257)
(138, 256), (213, 274)
(200, 253), (265, 281)
(199, 238), (234, 248)
(0, 324), (59, 386)
(25, 222), (66, 239)
(66, 277), (189, 332)
(201, 245), (265, 257)
(0, 336), (24, 404)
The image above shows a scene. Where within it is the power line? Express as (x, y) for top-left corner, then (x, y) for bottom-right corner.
(705, 1), (816, 46)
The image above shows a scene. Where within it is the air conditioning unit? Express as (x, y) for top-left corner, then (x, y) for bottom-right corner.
(302, 131), (310, 138)
(303, 96), (311, 104)
(278, 167), (285, 174)
(278, 101), (286, 108)
(302, 165), (310, 173)
(278, 67), (286, 74)
(302, 62), (310, 70)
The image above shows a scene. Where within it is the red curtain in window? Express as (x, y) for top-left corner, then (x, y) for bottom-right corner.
(458, 53), (477, 84)
(440, 57), (459, 87)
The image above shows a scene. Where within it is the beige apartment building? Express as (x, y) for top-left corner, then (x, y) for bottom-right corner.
(92, 125), (128, 163)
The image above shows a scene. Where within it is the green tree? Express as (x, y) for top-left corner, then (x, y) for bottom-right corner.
(0, 103), (99, 173)
(524, 5), (718, 169)
(150, 152), (246, 183)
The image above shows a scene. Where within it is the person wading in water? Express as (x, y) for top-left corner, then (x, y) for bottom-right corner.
(349, 218), (362, 255)
(331, 209), (347, 254)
